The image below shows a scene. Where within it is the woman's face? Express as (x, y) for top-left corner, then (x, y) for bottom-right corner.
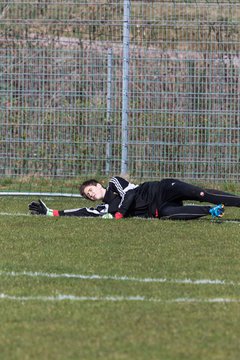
(83, 183), (106, 201)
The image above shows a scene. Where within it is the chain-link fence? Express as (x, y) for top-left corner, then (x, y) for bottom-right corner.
(0, 0), (240, 189)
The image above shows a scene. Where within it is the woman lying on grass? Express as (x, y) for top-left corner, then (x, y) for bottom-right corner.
(29, 176), (240, 220)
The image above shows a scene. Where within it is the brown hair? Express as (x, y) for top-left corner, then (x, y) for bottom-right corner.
(79, 179), (99, 198)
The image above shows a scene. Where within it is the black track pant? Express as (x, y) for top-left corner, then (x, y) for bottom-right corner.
(158, 179), (240, 220)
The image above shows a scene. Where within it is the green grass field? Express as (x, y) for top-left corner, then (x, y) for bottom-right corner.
(0, 196), (240, 360)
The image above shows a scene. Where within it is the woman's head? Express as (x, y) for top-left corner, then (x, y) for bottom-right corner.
(80, 180), (106, 201)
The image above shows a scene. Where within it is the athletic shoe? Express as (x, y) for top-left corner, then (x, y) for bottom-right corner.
(209, 204), (225, 218)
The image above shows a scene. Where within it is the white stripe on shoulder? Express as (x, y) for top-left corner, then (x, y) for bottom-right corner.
(110, 177), (126, 196)
(111, 177), (138, 194)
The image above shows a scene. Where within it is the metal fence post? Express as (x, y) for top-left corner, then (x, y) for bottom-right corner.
(106, 48), (113, 174)
(121, 0), (131, 175)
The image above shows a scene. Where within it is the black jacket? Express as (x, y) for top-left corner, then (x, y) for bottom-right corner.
(103, 176), (161, 218)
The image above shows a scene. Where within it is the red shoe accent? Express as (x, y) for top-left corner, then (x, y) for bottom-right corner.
(53, 210), (60, 216)
(115, 212), (123, 220)
(155, 209), (159, 218)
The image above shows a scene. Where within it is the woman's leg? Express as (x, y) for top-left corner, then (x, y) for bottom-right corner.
(160, 204), (212, 220)
(163, 179), (240, 207)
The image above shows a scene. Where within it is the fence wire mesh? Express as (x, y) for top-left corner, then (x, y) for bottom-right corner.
(0, 0), (240, 189)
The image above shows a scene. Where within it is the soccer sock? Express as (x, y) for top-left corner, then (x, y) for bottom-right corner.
(200, 190), (240, 207)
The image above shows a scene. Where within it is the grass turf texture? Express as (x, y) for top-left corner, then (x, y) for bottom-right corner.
(0, 196), (240, 359)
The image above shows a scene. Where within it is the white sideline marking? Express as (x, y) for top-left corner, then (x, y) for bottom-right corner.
(0, 270), (238, 286)
(0, 293), (239, 303)
(0, 212), (29, 217)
